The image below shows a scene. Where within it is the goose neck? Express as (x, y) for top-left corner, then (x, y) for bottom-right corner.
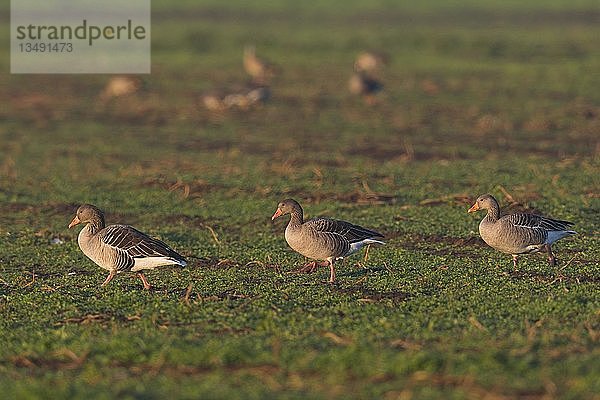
(85, 218), (105, 235)
(288, 209), (303, 227)
(485, 204), (500, 223)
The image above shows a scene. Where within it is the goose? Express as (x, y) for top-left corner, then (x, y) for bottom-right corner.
(243, 45), (277, 85)
(202, 84), (270, 112)
(271, 199), (384, 283)
(468, 194), (576, 269)
(68, 204), (187, 289)
(99, 76), (142, 100)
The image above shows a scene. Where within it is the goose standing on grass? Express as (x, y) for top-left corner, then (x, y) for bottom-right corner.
(468, 194), (576, 269)
(68, 204), (187, 289)
(271, 199), (384, 283)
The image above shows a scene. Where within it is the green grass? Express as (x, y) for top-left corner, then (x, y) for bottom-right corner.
(1, 0), (599, 398)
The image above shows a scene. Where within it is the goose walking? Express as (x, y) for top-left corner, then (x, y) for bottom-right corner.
(468, 194), (576, 269)
(68, 204), (187, 289)
(271, 199), (384, 283)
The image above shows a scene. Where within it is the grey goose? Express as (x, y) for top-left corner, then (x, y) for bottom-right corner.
(272, 199), (385, 283)
(468, 194), (576, 269)
(68, 204), (187, 289)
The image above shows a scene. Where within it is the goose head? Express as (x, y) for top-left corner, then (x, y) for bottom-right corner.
(468, 194), (498, 213)
(271, 199), (302, 220)
(69, 204), (105, 228)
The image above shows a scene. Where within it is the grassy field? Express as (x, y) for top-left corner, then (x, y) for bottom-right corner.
(1, 0), (599, 398)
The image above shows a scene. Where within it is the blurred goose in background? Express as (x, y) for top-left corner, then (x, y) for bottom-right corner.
(246, 85), (271, 106)
(223, 93), (251, 109)
(202, 84), (270, 112)
(243, 45), (278, 85)
(201, 92), (227, 112)
(354, 51), (389, 73)
(468, 194), (576, 269)
(99, 76), (142, 100)
(272, 199), (384, 283)
(348, 70), (383, 105)
(69, 204), (187, 289)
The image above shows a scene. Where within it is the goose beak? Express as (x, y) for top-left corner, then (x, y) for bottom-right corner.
(467, 203), (479, 213)
(68, 216), (81, 228)
(271, 208), (283, 220)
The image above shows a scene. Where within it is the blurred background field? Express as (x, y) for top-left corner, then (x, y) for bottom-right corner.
(0, 0), (599, 398)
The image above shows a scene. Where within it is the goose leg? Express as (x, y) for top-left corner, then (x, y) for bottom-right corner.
(511, 255), (519, 271)
(137, 273), (152, 290)
(545, 244), (556, 266)
(294, 260), (329, 274)
(295, 261), (317, 273)
(101, 270), (116, 287)
(363, 244), (371, 262)
(328, 258), (336, 284)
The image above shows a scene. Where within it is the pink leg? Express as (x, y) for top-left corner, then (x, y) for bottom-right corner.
(328, 260), (336, 284)
(101, 270), (116, 287)
(363, 244), (371, 262)
(546, 244), (556, 266)
(293, 260), (329, 274)
(511, 255), (519, 271)
(137, 273), (152, 290)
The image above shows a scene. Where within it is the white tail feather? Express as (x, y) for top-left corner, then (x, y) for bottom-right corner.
(132, 257), (187, 271)
(347, 239), (385, 256)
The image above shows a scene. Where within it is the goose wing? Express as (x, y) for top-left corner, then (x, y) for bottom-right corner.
(505, 213), (574, 231)
(99, 225), (186, 264)
(304, 217), (383, 243)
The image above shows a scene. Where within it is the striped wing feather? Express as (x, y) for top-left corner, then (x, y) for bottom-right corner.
(505, 213), (574, 231)
(304, 217), (383, 243)
(99, 225), (185, 264)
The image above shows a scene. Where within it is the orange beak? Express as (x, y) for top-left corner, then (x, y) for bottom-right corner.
(271, 208), (282, 220)
(467, 203), (479, 213)
(68, 215), (81, 228)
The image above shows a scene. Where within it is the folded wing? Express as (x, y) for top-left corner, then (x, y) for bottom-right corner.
(305, 217), (384, 243)
(99, 225), (186, 271)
